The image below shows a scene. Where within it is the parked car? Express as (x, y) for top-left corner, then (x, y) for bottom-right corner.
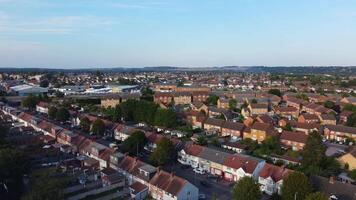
(193, 168), (205, 174)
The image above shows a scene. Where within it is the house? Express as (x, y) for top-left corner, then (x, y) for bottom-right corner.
(249, 103), (269, 116)
(149, 169), (199, 200)
(280, 131), (308, 151)
(36, 101), (49, 114)
(338, 147), (356, 170)
(324, 125), (356, 142)
(203, 118), (225, 134)
(101, 97), (121, 108)
(190, 101), (208, 114)
(185, 110), (206, 128)
(178, 144), (204, 168)
(221, 121), (245, 138)
(217, 98), (229, 109)
(154, 92), (173, 104)
(340, 111), (353, 123)
(319, 114), (337, 125)
(341, 97), (356, 105)
(244, 122), (276, 143)
(298, 113), (320, 124)
(223, 154), (265, 182)
(275, 107), (299, 119)
(258, 164), (293, 195)
(191, 91), (210, 102)
(173, 92), (192, 105)
(130, 181), (149, 200)
(286, 97), (304, 110)
(256, 114), (274, 124)
(208, 107), (231, 119)
(114, 124), (139, 141)
(101, 167), (125, 187)
(290, 121), (321, 134)
(221, 142), (248, 154)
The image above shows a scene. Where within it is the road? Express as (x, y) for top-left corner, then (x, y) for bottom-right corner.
(164, 162), (233, 200)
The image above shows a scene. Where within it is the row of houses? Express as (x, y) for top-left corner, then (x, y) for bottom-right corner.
(178, 144), (292, 195)
(1, 105), (199, 200)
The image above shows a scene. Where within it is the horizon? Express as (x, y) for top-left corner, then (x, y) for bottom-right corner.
(1, 0), (356, 68)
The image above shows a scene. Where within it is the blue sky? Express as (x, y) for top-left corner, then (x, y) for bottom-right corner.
(0, 0), (356, 68)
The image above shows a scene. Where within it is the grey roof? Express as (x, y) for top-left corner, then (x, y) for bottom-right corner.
(199, 147), (230, 164)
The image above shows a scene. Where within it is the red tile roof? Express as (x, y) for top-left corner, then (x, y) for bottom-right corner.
(259, 163), (293, 182)
(183, 144), (203, 156)
(223, 154), (260, 174)
(149, 170), (187, 197)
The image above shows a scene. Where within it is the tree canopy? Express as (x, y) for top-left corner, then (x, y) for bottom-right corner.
(149, 137), (175, 166)
(154, 108), (177, 128)
(346, 113), (356, 127)
(121, 131), (147, 156)
(21, 95), (40, 109)
(48, 106), (57, 120)
(91, 119), (106, 136)
(55, 107), (70, 122)
(268, 89), (282, 97)
(231, 176), (261, 200)
(281, 172), (312, 200)
(207, 95), (219, 105)
(79, 117), (91, 132)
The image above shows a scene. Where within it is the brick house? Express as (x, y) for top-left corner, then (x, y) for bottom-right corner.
(280, 131), (308, 151)
(324, 125), (356, 142)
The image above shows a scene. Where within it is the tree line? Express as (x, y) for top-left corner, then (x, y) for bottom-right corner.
(103, 99), (178, 128)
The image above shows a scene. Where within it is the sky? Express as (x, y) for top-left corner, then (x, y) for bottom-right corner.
(0, 0), (356, 68)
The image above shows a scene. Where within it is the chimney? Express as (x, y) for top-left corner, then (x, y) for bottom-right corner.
(329, 176), (336, 184)
(156, 166), (161, 172)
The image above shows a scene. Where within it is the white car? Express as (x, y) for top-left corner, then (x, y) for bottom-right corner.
(193, 168), (205, 174)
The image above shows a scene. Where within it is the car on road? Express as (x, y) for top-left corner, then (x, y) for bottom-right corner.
(193, 168), (205, 174)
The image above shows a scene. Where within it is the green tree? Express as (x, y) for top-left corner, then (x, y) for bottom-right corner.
(346, 113), (356, 127)
(149, 137), (175, 166)
(229, 99), (237, 110)
(154, 108), (177, 128)
(231, 176), (261, 200)
(324, 100), (335, 109)
(79, 117), (91, 132)
(39, 80), (49, 88)
(91, 119), (106, 136)
(207, 95), (219, 106)
(55, 107), (70, 122)
(268, 89), (282, 97)
(254, 136), (282, 156)
(348, 169), (356, 180)
(281, 172), (312, 200)
(121, 131), (147, 155)
(0, 148), (29, 200)
(21, 95), (39, 109)
(301, 131), (326, 172)
(196, 136), (208, 146)
(251, 99), (258, 104)
(48, 106), (57, 120)
(305, 192), (328, 200)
